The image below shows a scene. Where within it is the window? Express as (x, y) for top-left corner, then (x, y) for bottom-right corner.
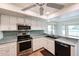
(55, 25), (65, 36)
(47, 25), (55, 34)
(54, 24), (79, 38)
(62, 26), (65, 36)
(68, 25), (79, 37)
(48, 25), (52, 34)
(52, 25), (55, 35)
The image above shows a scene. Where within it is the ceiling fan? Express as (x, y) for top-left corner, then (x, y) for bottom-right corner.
(21, 3), (64, 15)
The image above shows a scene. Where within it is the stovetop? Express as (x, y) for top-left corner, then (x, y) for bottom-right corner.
(17, 38), (32, 42)
(17, 35), (32, 42)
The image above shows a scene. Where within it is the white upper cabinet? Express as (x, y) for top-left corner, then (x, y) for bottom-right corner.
(31, 19), (37, 30)
(0, 15), (10, 30)
(31, 19), (44, 30)
(0, 15), (18, 31)
(17, 17), (24, 25)
(25, 18), (31, 26)
(9, 16), (17, 30)
(34, 20), (40, 30)
(1, 15), (9, 25)
(25, 18), (41, 30)
(9, 16), (17, 25)
(24, 17), (45, 30)
(0, 14), (46, 31)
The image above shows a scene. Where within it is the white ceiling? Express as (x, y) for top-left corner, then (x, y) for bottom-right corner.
(10, 3), (74, 17)
(0, 3), (78, 20)
(12, 3), (59, 15)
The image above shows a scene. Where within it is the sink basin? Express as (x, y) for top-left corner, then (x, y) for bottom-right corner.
(45, 35), (58, 39)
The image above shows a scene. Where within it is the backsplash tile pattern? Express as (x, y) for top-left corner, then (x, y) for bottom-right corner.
(0, 30), (44, 40)
(3, 31), (17, 40)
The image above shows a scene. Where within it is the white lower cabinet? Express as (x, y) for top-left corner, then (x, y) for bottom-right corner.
(33, 38), (43, 51)
(71, 46), (76, 56)
(46, 39), (55, 55)
(0, 46), (10, 56)
(33, 37), (55, 55)
(33, 37), (76, 56)
(0, 42), (17, 56)
(9, 42), (17, 56)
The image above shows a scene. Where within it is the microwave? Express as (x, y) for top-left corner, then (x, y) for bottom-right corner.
(18, 25), (31, 30)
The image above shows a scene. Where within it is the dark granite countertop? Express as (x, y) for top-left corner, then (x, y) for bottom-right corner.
(44, 34), (78, 46)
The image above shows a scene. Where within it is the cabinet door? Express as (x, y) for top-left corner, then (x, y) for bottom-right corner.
(71, 46), (75, 56)
(1, 15), (10, 30)
(33, 39), (40, 51)
(31, 20), (43, 30)
(0, 44), (10, 56)
(33, 38), (43, 51)
(37, 38), (45, 48)
(47, 39), (55, 55)
(25, 18), (31, 26)
(0, 42), (17, 56)
(36, 21), (42, 30)
(31, 20), (36, 30)
(0, 15), (17, 31)
(9, 16), (17, 25)
(32, 37), (55, 55)
(17, 17), (24, 25)
(9, 16), (17, 30)
(9, 42), (17, 56)
(9, 25), (17, 30)
(43, 38), (48, 50)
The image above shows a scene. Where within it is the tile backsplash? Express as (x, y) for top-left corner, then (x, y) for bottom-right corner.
(3, 31), (17, 40)
(0, 30), (44, 40)
(0, 32), (3, 40)
(29, 30), (44, 36)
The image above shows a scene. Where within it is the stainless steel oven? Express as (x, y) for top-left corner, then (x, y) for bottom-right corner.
(17, 24), (32, 55)
(17, 35), (33, 55)
(18, 40), (32, 52)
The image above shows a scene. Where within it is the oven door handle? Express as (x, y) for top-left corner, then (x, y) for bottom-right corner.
(60, 43), (69, 47)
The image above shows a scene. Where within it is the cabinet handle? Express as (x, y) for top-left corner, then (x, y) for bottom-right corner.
(60, 44), (69, 47)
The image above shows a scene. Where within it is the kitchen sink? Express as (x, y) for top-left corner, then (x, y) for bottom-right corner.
(45, 35), (58, 39)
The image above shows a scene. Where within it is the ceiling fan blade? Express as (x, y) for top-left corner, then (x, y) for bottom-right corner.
(47, 3), (64, 9)
(21, 4), (36, 11)
(40, 7), (44, 15)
